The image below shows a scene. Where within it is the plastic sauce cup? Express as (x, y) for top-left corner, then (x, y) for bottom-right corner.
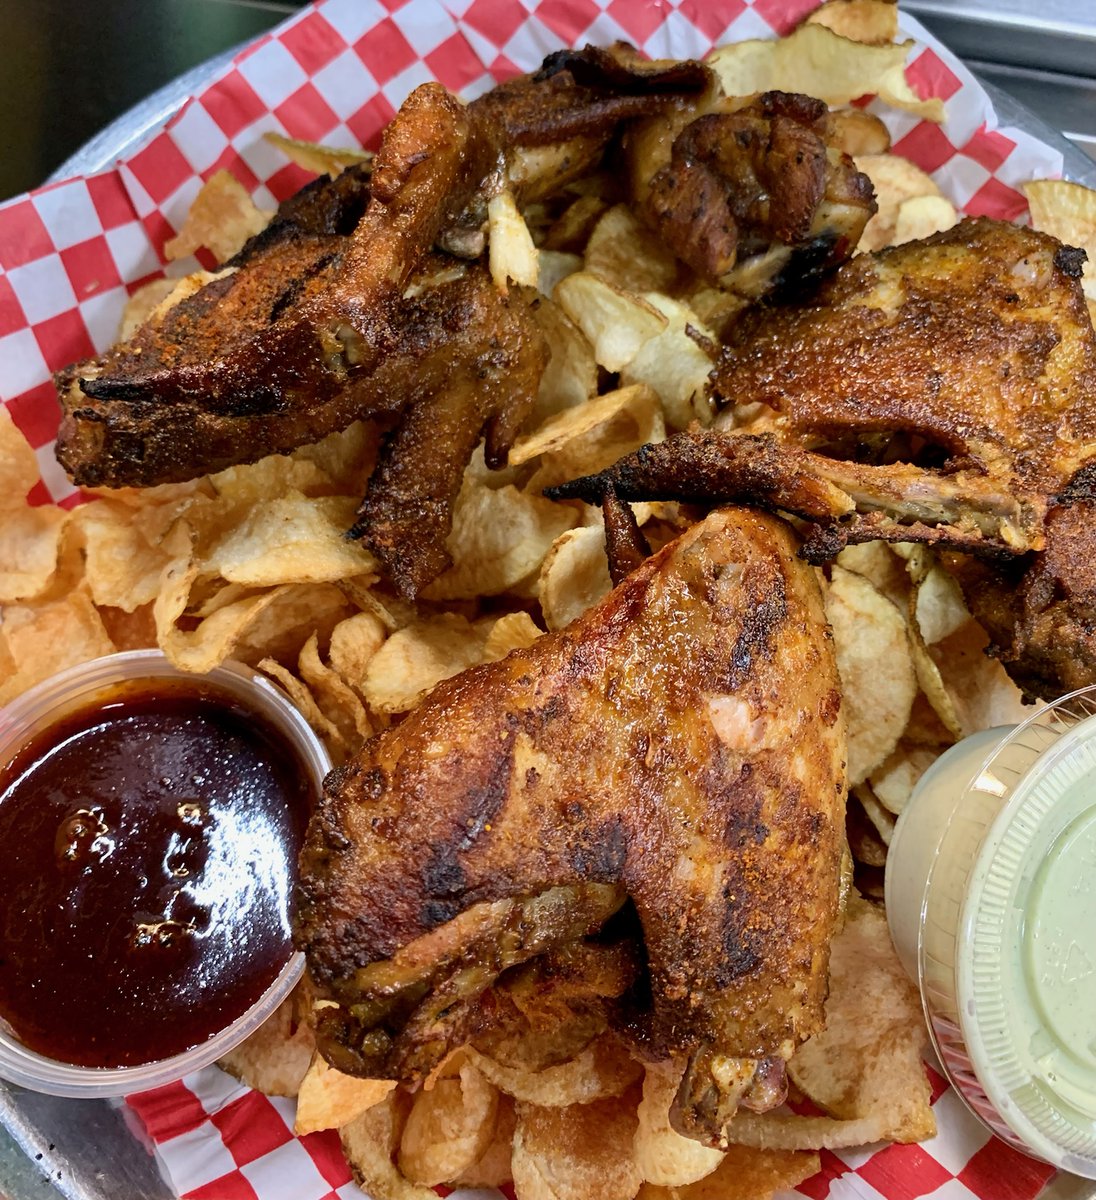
(886, 686), (1096, 1178)
(0, 650), (331, 1098)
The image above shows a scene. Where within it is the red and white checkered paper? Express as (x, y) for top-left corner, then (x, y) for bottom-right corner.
(0, 0), (1074, 1197)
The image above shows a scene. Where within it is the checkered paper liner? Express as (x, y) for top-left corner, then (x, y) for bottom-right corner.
(0, 0), (1074, 1197)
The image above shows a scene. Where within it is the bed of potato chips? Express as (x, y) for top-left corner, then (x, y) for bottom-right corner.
(2, 0), (1094, 1196)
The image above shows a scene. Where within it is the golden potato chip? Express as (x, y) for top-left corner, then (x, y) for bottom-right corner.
(328, 610), (388, 693)
(510, 386), (659, 468)
(930, 618), (1032, 732)
(542, 194), (609, 253)
(621, 294), (716, 430)
(0, 406), (40, 504)
(398, 1059), (499, 1186)
(264, 131), (372, 177)
(708, 26), (944, 121)
(71, 500), (168, 611)
(783, 894), (934, 1142)
(489, 190), (539, 293)
(869, 741), (939, 815)
(97, 603), (158, 653)
(217, 994), (315, 1097)
(511, 1090), (643, 1200)
(258, 656), (346, 758)
(1024, 179), (1096, 300)
(855, 153), (946, 251)
(834, 540), (909, 610)
(0, 505), (68, 604)
(361, 612), (491, 714)
(893, 194), (959, 244)
(825, 565), (916, 785)
(425, 480), (577, 601)
(118, 277), (178, 340)
(290, 419), (380, 496)
(635, 1145), (820, 1200)
(538, 525), (612, 632)
(452, 1095), (516, 1189)
(483, 611), (543, 661)
(205, 493), (377, 587)
(804, 0), (898, 45)
(584, 205), (680, 294)
(634, 1060), (724, 1187)
(341, 1090), (437, 1200)
(164, 170), (271, 264)
(298, 633), (372, 748)
(555, 273), (667, 373)
(914, 564), (969, 644)
(829, 108), (891, 156)
(0, 590), (115, 706)
(295, 1054), (394, 1135)
(468, 1035), (641, 1108)
(855, 783), (896, 845)
(529, 298), (598, 424)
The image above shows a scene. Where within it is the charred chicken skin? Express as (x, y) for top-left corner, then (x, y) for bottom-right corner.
(297, 508), (847, 1145)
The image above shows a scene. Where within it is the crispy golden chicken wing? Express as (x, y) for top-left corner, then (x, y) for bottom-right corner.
(296, 508), (847, 1144)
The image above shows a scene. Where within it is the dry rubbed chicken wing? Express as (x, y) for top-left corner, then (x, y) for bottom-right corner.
(296, 508), (847, 1144)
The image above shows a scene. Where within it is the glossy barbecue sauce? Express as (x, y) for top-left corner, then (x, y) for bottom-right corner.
(0, 680), (315, 1068)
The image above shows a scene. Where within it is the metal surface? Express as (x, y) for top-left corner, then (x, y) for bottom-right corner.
(20, 11), (1096, 1200)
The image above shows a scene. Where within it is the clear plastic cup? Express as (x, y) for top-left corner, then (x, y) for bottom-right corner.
(885, 687), (1096, 1178)
(0, 650), (331, 1098)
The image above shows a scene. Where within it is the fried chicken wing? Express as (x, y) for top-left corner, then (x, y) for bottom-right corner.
(297, 508), (847, 1144)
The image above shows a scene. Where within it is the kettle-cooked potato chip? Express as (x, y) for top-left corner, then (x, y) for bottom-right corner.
(295, 1054), (394, 1135)
(804, 0), (899, 45)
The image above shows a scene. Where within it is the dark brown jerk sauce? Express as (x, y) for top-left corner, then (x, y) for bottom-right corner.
(0, 679), (316, 1068)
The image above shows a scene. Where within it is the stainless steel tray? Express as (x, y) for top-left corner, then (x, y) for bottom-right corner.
(12, 26), (1096, 1200)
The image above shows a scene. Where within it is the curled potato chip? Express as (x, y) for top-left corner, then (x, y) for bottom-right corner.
(584, 205), (680, 294)
(621, 295), (716, 430)
(825, 565), (916, 785)
(555, 273), (667, 372)
(0, 505), (68, 605)
(164, 170), (271, 264)
(264, 131), (372, 177)
(834, 540), (909, 610)
(489, 190), (539, 293)
(804, 0), (898, 45)
(854, 154), (945, 252)
(71, 501), (168, 612)
(483, 611), (543, 662)
(855, 783), (896, 846)
(398, 1059), (499, 1186)
(634, 1060), (724, 1187)
(295, 1054), (394, 1136)
(635, 1145), (820, 1200)
(468, 1036), (641, 1108)
(341, 1090), (437, 1200)
(119, 277), (178, 340)
(929, 618), (1032, 732)
(893, 194), (959, 244)
(512, 1090), (643, 1200)
(869, 741), (939, 815)
(709, 26), (944, 121)
(1024, 179), (1096, 300)
(361, 613), (491, 714)
(452, 1094), (516, 1189)
(530, 298), (597, 424)
(914, 564), (969, 644)
(511, 385), (660, 468)
(217, 993), (315, 1098)
(538, 525), (612, 632)
(425, 480), (577, 601)
(328, 611), (388, 694)
(829, 108), (891, 157)
(0, 407), (41, 504)
(298, 633), (373, 749)
(259, 656), (346, 759)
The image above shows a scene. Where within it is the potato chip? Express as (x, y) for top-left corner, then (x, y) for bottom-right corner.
(264, 131), (372, 177)
(584, 205), (680, 294)
(398, 1059), (499, 1186)
(825, 566), (916, 785)
(341, 1090), (437, 1200)
(0, 406), (40, 504)
(119, 277), (178, 340)
(468, 1035), (641, 1108)
(511, 1090), (643, 1200)
(0, 590), (116, 706)
(930, 618), (1032, 732)
(298, 633), (373, 747)
(0, 505), (68, 604)
(913, 564), (969, 644)
(452, 1095), (516, 1189)
(362, 613), (490, 714)
(530, 298), (598, 424)
(425, 480), (577, 601)
(489, 190), (539, 293)
(828, 108), (891, 157)
(205, 494), (377, 587)
(259, 656), (346, 757)
(634, 1060), (724, 1187)
(783, 894), (934, 1142)
(71, 500), (168, 611)
(854, 153), (946, 252)
(164, 170), (271, 264)
(708, 26), (944, 121)
(555, 273), (667, 373)
(855, 784), (896, 845)
(622, 295), (717, 430)
(218, 994), (315, 1097)
(804, 0), (898, 45)
(893, 194), (959, 244)
(295, 1054), (394, 1135)
(510, 386), (659, 468)
(1024, 179), (1096, 300)
(834, 540), (909, 610)
(542, 195), (610, 253)
(538, 525), (612, 632)
(537, 250), (585, 300)
(869, 741), (938, 815)
(846, 794), (888, 868)
(635, 1145), (820, 1200)
(328, 610), (388, 692)
(97, 603), (158, 653)
(483, 612), (543, 661)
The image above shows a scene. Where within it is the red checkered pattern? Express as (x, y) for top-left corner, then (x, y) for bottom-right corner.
(0, 1), (1071, 1196)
